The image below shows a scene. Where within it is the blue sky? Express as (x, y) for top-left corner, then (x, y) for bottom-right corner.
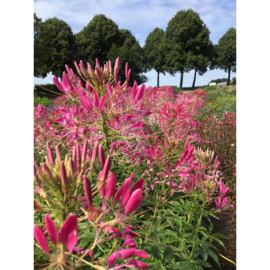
(34, 0), (236, 87)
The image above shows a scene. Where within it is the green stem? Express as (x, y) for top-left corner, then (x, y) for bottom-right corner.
(188, 202), (205, 262)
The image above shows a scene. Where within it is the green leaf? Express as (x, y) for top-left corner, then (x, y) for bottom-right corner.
(211, 232), (229, 239)
(199, 246), (208, 261)
(191, 259), (212, 268)
(210, 236), (226, 249)
(163, 247), (174, 261)
(208, 223), (213, 233)
(204, 246), (221, 268)
(164, 237), (179, 244)
(151, 245), (161, 260)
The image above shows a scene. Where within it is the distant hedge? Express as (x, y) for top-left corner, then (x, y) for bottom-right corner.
(34, 83), (63, 98)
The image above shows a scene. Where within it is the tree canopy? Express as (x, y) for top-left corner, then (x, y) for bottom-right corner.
(165, 9), (212, 89)
(143, 27), (167, 87)
(107, 29), (147, 86)
(34, 16), (75, 78)
(210, 28), (236, 85)
(75, 14), (121, 67)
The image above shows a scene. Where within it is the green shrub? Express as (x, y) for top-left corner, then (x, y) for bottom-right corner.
(34, 96), (54, 108)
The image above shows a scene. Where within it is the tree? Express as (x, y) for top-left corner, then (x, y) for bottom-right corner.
(34, 13), (51, 77)
(230, 77), (236, 85)
(76, 14), (121, 67)
(107, 29), (148, 86)
(188, 36), (214, 88)
(34, 16), (75, 78)
(165, 9), (211, 89)
(209, 78), (227, 84)
(143, 28), (167, 87)
(210, 28), (236, 85)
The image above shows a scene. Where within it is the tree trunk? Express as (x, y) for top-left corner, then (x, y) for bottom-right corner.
(192, 69), (197, 88)
(227, 66), (231, 85)
(157, 70), (159, 88)
(180, 70), (184, 90)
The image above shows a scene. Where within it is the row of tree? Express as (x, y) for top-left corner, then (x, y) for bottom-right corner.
(34, 10), (236, 89)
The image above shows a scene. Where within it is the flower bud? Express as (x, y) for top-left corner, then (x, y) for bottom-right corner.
(43, 163), (54, 181)
(82, 139), (88, 164)
(90, 142), (98, 171)
(46, 141), (54, 166)
(69, 159), (76, 178)
(34, 200), (42, 210)
(99, 144), (105, 168)
(55, 145), (62, 163)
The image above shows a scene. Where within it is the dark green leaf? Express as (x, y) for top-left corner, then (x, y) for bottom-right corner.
(151, 245), (161, 260)
(163, 247), (174, 261)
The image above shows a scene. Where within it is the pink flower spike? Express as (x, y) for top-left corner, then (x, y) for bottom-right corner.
(114, 68), (118, 85)
(55, 145), (62, 163)
(125, 189), (142, 215)
(133, 250), (148, 259)
(107, 82), (112, 96)
(82, 139), (88, 163)
(45, 214), (58, 247)
(120, 174), (133, 207)
(67, 229), (78, 255)
(224, 187), (230, 195)
(107, 251), (119, 267)
(79, 96), (93, 114)
(109, 60), (112, 76)
(122, 235), (136, 248)
(90, 142), (98, 170)
(46, 141), (54, 165)
(106, 172), (117, 200)
(129, 120), (143, 130)
(130, 178), (145, 194)
(98, 144), (105, 168)
(95, 66), (102, 83)
(221, 197), (228, 207)
(99, 94), (107, 112)
(114, 184), (123, 203)
(92, 89), (100, 108)
(59, 214), (78, 245)
(86, 82), (91, 92)
(53, 77), (65, 92)
(83, 176), (93, 208)
(119, 248), (136, 260)
(135, 85), (145, 102)
(123, 259), (149, 269)
(34, 226), (50, 256)
(132, 81), (138, 99)
(127, 69), (131, 80)
(95, 58), (101, 70)
(54, 117), (67, 125)
(125, 63), (128, 78)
